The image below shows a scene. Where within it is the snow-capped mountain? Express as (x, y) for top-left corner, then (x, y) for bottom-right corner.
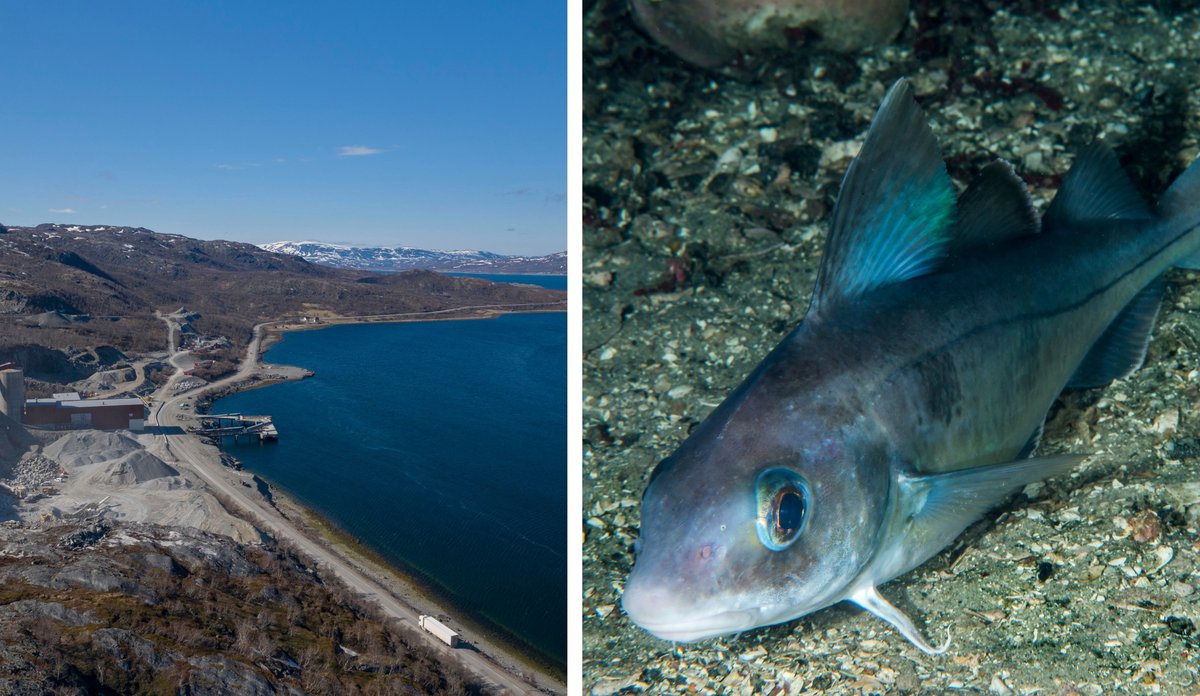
(260, 241), (566, 274)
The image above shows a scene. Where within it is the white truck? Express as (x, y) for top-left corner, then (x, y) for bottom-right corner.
(418, 615), (460, 648)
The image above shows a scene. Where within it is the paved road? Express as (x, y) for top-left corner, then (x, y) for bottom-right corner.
(150, 314), (554, 695)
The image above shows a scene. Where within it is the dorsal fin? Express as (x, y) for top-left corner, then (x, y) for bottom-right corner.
(1043, 143), (1153, 232)
(952, 160), (1039, 255)
(812, 79), (956, 309)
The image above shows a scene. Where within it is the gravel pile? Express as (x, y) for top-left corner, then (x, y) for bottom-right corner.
(43, 431), (142, 470)
(86, 450), (179, 487)
(7, 454), (61, 490)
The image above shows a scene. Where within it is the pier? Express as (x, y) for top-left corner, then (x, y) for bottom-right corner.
(198, 413), (279, 443)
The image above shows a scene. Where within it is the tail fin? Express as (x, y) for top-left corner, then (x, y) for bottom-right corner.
(1161, 156), (1200, 269)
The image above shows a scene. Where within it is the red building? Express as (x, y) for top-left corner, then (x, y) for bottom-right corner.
(24, 392), (147, 431)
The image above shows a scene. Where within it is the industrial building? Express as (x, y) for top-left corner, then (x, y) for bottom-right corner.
(24, 392), (147, 431)
(0, 363), (24, 423)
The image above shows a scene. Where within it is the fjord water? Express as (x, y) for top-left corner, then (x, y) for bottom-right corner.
(213, 310), (566, 668)
(446, 273), (567, 290)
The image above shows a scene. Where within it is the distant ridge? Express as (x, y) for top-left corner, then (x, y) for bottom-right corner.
(261, 240), (566, 274)
(0, 223), (566, 357)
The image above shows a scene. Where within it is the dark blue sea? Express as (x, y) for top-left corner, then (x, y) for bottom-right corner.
(447, 273), (567, 291)
(213, 310), (566, 669)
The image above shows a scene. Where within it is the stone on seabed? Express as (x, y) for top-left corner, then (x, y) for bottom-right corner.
(630, 0), (909, 67)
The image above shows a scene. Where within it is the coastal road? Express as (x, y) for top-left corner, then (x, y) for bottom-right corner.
(151, 315), (554, 695)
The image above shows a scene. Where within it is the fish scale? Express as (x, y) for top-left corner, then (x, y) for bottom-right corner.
(622, 78), (1200, 653)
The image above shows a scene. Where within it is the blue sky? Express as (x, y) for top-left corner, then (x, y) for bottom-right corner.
(0, 3), (565, 255)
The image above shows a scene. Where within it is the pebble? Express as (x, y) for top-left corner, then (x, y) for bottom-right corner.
(667, 385), (693, 399)
(1129, 510), (1162, 543)
(820, 139), (861, 168)
(590, 674), (642, 696)
(738, 645), (767, 661)
(585, 271), (614, 287)
(989, 674), (1014, 695)
(1151, 409), (1179, 435)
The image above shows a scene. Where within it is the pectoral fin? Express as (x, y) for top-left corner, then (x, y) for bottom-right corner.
(875, 454), (1084, 581)
(899, 454), (1085, 548)
(848, 584), (950, 655)
(856, 454), (1085, 652)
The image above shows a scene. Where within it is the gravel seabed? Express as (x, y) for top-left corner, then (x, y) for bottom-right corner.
(584, 1), (1200, 693)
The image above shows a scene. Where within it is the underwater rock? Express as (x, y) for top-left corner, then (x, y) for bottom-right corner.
(631, 0), (909, 67)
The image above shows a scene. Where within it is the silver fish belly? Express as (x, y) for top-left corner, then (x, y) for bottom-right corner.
(622, 78), (1200, 653)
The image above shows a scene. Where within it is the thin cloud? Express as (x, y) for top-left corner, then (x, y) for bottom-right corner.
(502, 188), (566, 204)
(338, 145), (382, 157)
(49, 207), (76, 214)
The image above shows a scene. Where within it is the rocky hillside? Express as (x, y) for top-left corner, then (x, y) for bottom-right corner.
(261, 240), (567, 274)
(0, 223), (565, 360)
(0, 520), (484, 694)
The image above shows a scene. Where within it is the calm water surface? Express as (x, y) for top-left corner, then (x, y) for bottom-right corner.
(446, 273), (566, 290)
(214, 311), (566, 668)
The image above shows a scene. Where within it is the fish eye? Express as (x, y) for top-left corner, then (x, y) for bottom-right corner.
(754, 468), (809, 551)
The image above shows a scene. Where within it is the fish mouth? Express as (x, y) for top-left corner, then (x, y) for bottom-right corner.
(629, 609), (760, 642)
(622, 582), (760, 642)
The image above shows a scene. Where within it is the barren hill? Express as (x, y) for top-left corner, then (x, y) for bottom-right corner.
(0, 223), (566, 362)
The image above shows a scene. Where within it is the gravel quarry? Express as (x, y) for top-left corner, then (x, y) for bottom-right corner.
(7, 429), (261, 545)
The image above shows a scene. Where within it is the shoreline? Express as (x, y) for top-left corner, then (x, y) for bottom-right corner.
(268, 482), (567, 681)
(154, 307), (567, 694)
(256, 304), (565, 353)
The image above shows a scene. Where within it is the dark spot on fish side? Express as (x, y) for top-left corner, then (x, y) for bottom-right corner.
(911, 352), (963, 427)
(1037, 561), (1056, 582)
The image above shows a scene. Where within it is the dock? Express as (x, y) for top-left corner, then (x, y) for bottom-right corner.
(199, 413), (279, 443)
